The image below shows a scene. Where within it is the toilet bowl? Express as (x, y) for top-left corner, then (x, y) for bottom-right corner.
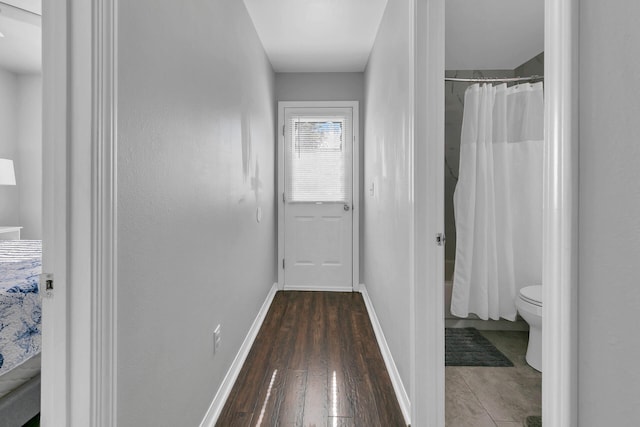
(516, 285), (542, 372)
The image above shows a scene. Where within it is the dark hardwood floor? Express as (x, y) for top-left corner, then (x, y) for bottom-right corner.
(217, 291), (407, 427)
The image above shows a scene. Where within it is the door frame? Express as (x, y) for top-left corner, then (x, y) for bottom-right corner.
(412, 0), (445, 424)
(41, 0), (71, 424)
(42, 0), (118, 425)
(415, 0), (579, 426)
(277, 101), (360, 292)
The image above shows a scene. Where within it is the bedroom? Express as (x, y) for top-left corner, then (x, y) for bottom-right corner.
(0, 0), (43, 425)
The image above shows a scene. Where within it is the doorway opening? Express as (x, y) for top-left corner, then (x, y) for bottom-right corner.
(277, 101), (360, 292)
(443, 1), (544, 425)
(0, 1), (43, 425)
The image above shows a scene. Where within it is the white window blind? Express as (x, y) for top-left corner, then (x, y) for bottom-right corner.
(285, 112), (352, 202)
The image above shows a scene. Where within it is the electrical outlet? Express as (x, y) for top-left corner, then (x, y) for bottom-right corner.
(213, 324), (222, 354)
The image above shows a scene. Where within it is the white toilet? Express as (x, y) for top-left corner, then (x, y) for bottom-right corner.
(516, 285), (542, 372)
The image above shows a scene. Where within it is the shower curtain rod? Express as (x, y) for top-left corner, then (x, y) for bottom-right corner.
(445, 75), (544, 83)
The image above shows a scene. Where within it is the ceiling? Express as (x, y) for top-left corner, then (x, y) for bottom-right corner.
(245, 0), (543, 73)
(0, 0), (41, 74)
(1, 0), (39, 14)
(243, 0), (388, 73)
(0, 0), (542, 76)
(446, 0), (544, 70)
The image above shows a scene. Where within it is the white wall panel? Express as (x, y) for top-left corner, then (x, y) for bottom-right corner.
(578, 1), (640, 425)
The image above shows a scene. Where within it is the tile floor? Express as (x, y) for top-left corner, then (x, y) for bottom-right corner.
(446, 330), (542, 427)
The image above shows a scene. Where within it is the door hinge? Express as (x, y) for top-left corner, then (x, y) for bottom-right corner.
(40, 273), (54, 297)
(282, 125), (285, 136)
(282, 192), (286, 203)
(436, 233), (446, 246)
(282, 259), (285, 269)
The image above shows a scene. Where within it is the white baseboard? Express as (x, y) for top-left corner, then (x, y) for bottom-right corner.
(199, 283), (278, 427)
(359, 284), (411, 425)
(283, 284), (353, 292)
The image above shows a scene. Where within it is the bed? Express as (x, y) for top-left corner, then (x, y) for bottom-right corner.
(0, 240), (42, 426)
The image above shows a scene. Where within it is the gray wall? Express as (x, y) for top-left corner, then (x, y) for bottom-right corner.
(0, 69), (42, 239)
(579, 2), (640, 425)
(363, 0), (413, 394)
(116, 1), (275, 425)
(515, 52), (543, 78)
(0, 68), (19, 226)
(16, 74), (42, 240)
(275, 72), (365, 279)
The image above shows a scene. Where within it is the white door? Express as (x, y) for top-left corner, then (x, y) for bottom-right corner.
(279, 104), (357, 291)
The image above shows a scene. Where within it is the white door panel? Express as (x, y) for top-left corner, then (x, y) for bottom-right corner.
(280, 104), (356, 290)
(285, 203), (352, 288)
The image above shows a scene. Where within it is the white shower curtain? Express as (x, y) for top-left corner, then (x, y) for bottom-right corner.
(451, 82), (544, 321)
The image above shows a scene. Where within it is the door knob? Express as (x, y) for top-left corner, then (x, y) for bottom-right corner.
(344, 204), (350, 211)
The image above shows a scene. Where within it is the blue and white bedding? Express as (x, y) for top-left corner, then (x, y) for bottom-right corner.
(0, 240), (42, 376)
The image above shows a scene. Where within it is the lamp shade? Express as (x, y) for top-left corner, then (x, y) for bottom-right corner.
(0, 158), (16, 185)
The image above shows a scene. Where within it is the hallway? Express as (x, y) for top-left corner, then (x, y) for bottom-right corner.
(216, 291), (406, 426)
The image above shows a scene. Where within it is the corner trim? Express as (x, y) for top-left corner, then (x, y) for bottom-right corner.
(199, 283), (279, 427)
(91, 0), (118, 425)
(360, 285), (411, 425)
(543, 0), (579, 425)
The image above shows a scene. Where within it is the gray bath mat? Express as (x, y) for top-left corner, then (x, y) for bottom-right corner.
(445, 327), (514, 367)
(525, 415), (542, 427)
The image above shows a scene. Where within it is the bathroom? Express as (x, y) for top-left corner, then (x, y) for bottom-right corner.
(444, 1), (544, 425)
